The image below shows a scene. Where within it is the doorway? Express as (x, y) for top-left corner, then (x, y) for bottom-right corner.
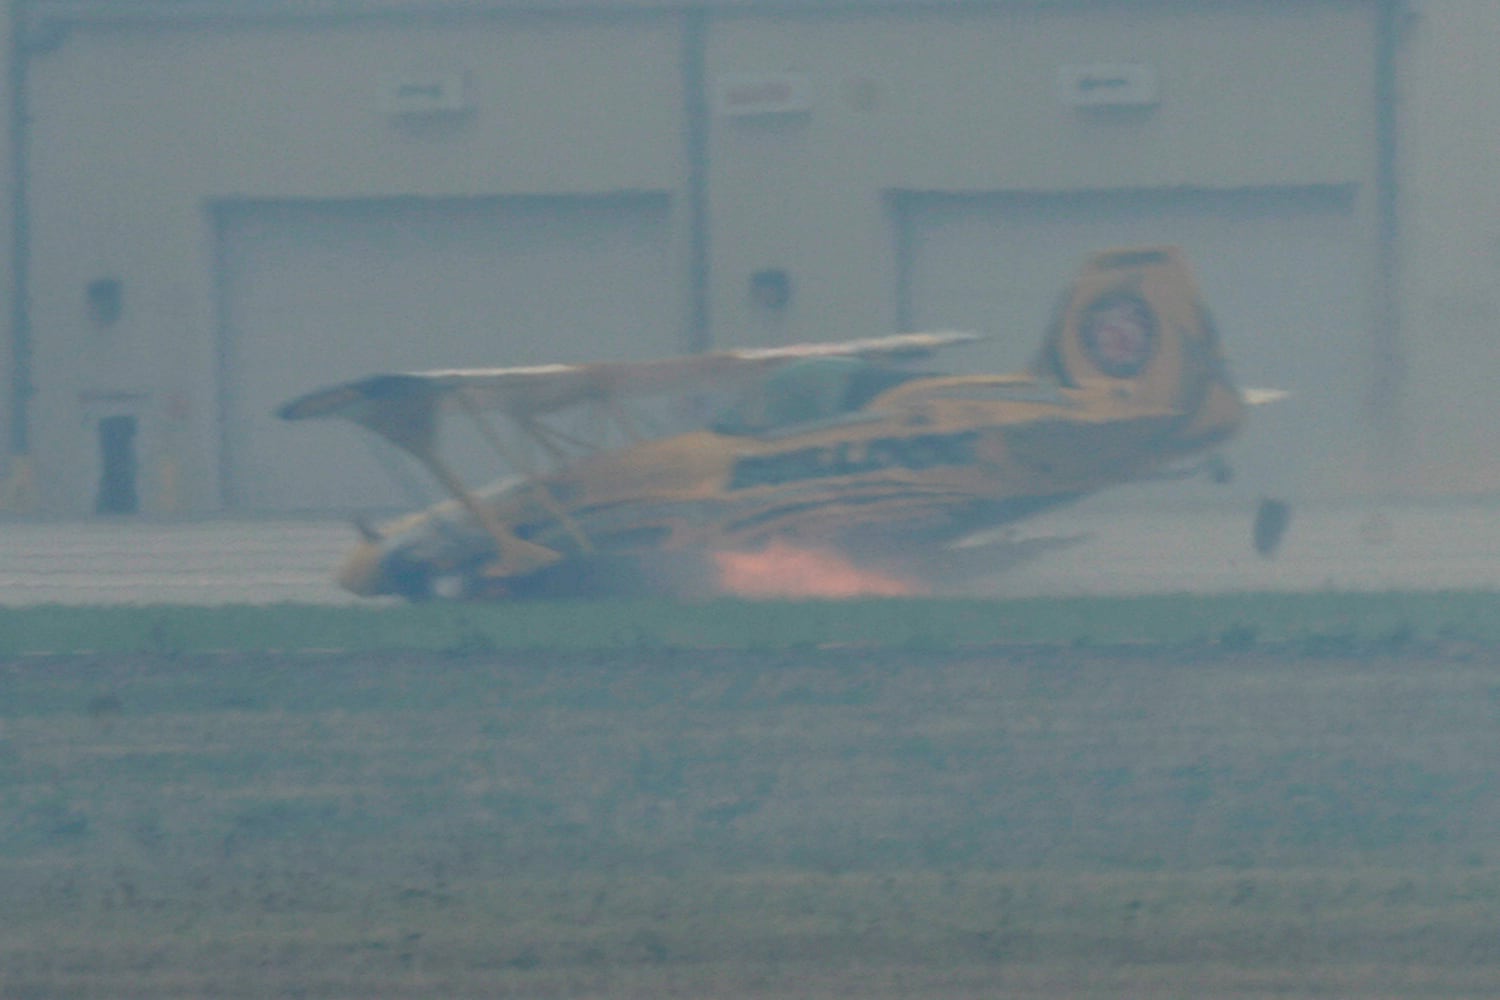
(95, 415), (139, 515)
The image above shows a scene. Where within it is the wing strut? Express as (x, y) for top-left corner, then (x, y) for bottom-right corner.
(340, 391), (561, 578)
(408, 441), (562, 577)
(452, 394), (595, 556)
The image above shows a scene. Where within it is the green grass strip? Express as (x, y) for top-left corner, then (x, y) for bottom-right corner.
(2, 590), (1499, 655)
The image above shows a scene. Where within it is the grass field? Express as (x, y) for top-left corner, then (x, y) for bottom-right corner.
(3, 589), (1500, 654)
(5, 618), (1500, 997)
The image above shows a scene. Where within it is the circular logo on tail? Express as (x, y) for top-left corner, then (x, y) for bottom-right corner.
(1080, 293), (1156, 379)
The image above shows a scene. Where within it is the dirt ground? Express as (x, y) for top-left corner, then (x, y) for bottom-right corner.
(4, 642), (1500, 998)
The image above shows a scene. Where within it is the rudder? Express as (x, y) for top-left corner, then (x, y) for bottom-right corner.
(1033, 246), (1240, 429)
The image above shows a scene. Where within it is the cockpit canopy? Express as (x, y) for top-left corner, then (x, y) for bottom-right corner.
(712, 357), (925, 436)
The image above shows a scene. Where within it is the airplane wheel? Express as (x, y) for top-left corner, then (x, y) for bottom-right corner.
(1208, 455), (1234, 485)
(458, 574), (512, 601)
(388, 562), (434, 602)
(1252, 498), (1292, 558)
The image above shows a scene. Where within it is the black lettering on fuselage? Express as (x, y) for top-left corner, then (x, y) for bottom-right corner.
(729, 430), (980, 491)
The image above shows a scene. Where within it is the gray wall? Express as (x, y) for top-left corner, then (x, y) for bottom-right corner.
(706, 2), (1376, 344)
(12, 0), (1384, 513)
(1400, 0), (1500, 495)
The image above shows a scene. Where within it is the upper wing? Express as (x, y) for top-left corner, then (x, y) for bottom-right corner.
(277, 331), (981, 428)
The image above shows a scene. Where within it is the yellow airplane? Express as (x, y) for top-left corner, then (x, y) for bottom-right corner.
(279, 246), (1286, 600)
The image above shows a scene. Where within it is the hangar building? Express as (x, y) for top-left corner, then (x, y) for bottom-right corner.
(0, 0), (1419, 514)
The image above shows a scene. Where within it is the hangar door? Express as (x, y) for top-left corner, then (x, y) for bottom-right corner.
(217, 195), (676, 512)
(896, 187), (1364, 500)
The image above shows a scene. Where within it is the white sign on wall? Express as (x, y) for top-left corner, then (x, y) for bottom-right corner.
(1056, 63), (1158, 108)
(377, 73), (472, 116)
(715, 73), (812, 117)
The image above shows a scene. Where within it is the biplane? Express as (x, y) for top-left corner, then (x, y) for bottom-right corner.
(279, 246), (1284, 600)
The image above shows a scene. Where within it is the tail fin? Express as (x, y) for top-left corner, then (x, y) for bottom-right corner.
(1033, 245), (1243, 444)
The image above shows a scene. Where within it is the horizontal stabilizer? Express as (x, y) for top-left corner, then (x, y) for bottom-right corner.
(1242, 388), (1290, 406)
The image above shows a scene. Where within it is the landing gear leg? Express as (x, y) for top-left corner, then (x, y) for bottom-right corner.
(1253, 498), (1292, 558)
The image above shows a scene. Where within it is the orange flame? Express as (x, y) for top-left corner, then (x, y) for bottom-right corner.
(711, 540), (925, 598)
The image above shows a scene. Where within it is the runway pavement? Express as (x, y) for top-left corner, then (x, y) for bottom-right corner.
(0, 518), (359, 606)
(979, 496), (1500, 598)
(1, 498), (1499, 605)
